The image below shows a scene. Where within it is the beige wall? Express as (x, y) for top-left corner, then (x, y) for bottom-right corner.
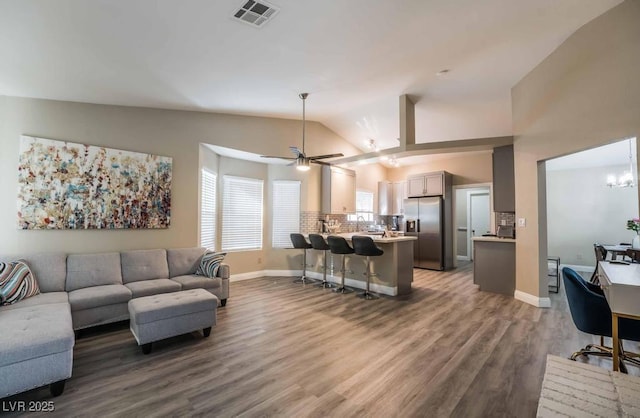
(0, 96), (361, 268)
(512, 0), (640, 298)
(386, 152), (493, 186)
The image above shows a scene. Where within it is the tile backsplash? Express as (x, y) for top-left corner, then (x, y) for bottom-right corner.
(300, 211), (322, 234)
(300, 211), (403, 234)
(496, 212), (516, 227)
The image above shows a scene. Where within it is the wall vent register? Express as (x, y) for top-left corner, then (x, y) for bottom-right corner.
(232, 0), (279, 27)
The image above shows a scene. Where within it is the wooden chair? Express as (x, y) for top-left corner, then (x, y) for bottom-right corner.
(590, 243), (607, 284)
(626, 248), (640, 263)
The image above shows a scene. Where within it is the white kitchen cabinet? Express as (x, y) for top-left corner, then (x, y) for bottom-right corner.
(378, 181), (406, 215)
(406, 172), (444, 197)
(392, 181), (405, 215)
(322, 166), (356, 214)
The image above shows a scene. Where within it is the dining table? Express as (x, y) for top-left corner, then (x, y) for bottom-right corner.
(597, 260), (640, 371)
(603, 244), (632, 261)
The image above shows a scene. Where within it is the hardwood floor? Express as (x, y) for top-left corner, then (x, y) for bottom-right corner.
(4, 263), (639, 417)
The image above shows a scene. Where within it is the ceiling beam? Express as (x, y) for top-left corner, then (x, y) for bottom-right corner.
(399, 94), (415, 148)
(332, 135), (514, 165)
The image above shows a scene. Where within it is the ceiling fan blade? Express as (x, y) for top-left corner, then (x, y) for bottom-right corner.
(289, 146), (304, 157)
(308, 153), (344, 160)
(310, 160), (331, 166)
(260, 155), (296, 160)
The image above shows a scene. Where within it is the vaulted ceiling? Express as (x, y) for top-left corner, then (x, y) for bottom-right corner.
(0, 0), (622, 155)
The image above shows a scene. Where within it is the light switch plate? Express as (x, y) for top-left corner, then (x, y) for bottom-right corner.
(518, 218), (526, 227)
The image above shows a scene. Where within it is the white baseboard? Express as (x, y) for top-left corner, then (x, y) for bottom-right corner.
(456, 255), (470, 261)
(514, 290), (551, 308)
(229, 269), (397, 296)
(229, 270), (269, 282)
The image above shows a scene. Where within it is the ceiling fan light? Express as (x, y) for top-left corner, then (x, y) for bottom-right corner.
(296, 157), (310, 171)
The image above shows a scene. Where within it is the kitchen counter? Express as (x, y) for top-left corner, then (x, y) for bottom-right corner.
(472, 236), (516, 243)
(328, 232), (416, 243)
(305, 233), (415, 296)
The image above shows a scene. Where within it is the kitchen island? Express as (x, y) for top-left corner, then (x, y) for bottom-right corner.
(308, 233), (416, 296)
(472, 236), (516, 295)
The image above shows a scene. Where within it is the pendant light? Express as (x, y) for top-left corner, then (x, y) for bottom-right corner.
(607, 138), (635, 188)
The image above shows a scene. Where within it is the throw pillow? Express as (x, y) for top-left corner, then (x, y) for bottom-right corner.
(196, 251), (226, 278)
(0, 260), (40, 305)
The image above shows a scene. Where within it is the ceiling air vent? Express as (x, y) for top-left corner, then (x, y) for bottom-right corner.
(232, 0), (279, 28)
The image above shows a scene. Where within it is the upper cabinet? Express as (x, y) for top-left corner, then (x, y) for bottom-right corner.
(492, 145), (515, 212)
(378, 181), (406, 216)
(406, 172), (444, 197)
(322, 166), (356, 214)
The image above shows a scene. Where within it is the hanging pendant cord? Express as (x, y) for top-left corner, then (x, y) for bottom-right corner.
(299, 93), (308, 155)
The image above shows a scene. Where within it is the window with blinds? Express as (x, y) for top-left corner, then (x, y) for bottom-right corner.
(272, 180), (301, 248)
(200, 169), (217, 250)
(348, 190), (374, 221)
(222, 175), (264, 251)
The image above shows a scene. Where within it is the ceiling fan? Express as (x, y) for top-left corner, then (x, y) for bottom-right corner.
(261, 93), (343, 171)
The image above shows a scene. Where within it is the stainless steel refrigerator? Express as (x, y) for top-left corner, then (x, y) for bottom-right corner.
(404, 197), (444, 270)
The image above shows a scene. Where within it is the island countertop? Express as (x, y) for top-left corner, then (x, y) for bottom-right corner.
(318, 232), (417, 243)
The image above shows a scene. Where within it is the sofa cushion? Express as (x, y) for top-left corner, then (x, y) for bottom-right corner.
(167, 247), (206, 277)
(171, 274), (222, 291)
(14, 253), (67, 292)
(195, 251), (227, 278)
(0, 292), (68, 312)
(167, 247), (207, 278)
(121, 249), (169, 284)
(0, 302), (74, 368)
(66, 252), (123, 292)
(68, 284), (131, 311)
(125, 279), (181, 298)
(0, 261), (40, 305)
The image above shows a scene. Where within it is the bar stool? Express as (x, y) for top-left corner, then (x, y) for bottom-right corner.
(309, 234), (334, 289)
(327, 235), (355, 294)
(352, 235), (383, 300)
(290, 233), (313, 284)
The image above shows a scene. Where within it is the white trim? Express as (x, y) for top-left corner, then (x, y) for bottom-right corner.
(451, 182), (493, 265)
(457, 255), (470, 261)
(514, 290), (551, 308)
(229, 271), (269, 282)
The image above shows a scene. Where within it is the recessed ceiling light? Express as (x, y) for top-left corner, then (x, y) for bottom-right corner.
(436, 69), (451, 76)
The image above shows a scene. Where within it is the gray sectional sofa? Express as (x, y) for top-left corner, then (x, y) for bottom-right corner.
(0, 247), (229, 399)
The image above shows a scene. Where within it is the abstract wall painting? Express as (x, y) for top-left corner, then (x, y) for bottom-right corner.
(17, 135), (172, 230)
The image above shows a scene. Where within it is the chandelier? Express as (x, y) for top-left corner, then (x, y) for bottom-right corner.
(606, 138), (635, 188)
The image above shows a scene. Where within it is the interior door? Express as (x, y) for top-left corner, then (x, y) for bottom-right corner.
(469, 192), (490, 260)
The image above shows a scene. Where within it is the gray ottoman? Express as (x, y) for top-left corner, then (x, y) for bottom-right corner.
(128, 289), (218, 354)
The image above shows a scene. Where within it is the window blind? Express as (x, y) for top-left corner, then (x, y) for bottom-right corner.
(272, 180), (301, 248)
(222, 175), (264, 251)
(199, 169), (216, 250)
(348, 190), (374, 221)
